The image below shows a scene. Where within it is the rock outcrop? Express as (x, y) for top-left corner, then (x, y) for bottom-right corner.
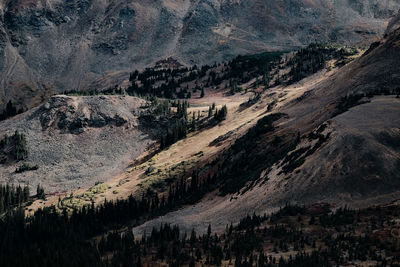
(0, 95), (154, 192)
(38, 96), (136, 134)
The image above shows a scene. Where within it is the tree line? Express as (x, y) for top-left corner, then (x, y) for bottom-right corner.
(126, 52), (282, 100)
(0, 174), (399, 267)
(0, 184), (30, 213)
(159, 101), (228, 149)
(0, 184), (46, 214)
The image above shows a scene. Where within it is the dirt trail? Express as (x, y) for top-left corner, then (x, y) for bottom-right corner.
(212, 26), (271, 50)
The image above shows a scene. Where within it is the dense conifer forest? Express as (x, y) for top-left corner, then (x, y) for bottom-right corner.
(0, 135), (399, 266)
(1, 187), (399, 267)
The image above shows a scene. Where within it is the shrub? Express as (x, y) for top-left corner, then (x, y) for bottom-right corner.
(16, 163), (39, 173)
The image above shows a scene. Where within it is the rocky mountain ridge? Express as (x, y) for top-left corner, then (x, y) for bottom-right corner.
(1, 0), (400, 110)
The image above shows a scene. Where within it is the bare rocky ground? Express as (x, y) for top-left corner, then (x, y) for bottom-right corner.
(132, 25), (400, 234)
(133, 94), (400, 237)
(0, 95), (155, 193)
(1, 0), (400, 110)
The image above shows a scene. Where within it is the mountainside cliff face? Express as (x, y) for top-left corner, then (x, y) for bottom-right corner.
(0, 0), (400, 109)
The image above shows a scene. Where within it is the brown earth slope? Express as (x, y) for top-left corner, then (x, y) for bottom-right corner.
(18, 27), (400, 234)
(132, 21), (400, 235)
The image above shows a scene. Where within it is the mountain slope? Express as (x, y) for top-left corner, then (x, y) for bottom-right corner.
(132, 21), (400, 234)
(1, 0), (400, 109)
(0, 95), (155, 192)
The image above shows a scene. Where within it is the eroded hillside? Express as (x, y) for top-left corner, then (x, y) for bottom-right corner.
(131, 26), (400, 234)
(11, 25), (397, 233)
(0, 7), (399, 267)
(0, 95), (156, 193)
(1, 0), (400, 110)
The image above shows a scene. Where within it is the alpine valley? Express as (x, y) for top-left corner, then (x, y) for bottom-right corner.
(0, 1), (400, 267)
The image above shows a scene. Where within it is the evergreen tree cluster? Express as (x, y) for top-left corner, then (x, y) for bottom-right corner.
(214, 105), (228, 122)
(0, 130), (29, 163)
(159, 101), (228, 149)
(36, 184), (45, 200)
(160, 101), (189, 149)
(218, 113), (290, 194)
(161, 119), (188, 149)
(88, 204), (400, 266)
(0, 184), (399, 267)
(0, 167), (214, 267)
(127, 65), (204, 99)
(227, 52), (282, 85)
(288, 43), (328, 83)
(139, 96), (172, 120)
(15, 162), (39, 173)
(0, 184), (30, 213)
(175, 100), (189, 120)
(286, 43), (358, 84)
(63, 86), (125, 96)
(125, 52), (282, 100)
(0, 100), (23, 121)
(62, 46), (359, 105)
(13, 130), (28, 160)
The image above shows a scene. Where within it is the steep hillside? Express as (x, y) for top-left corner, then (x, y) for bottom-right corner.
(0, 0), (400, 110)
(132, 22), (400, 234)
(0, 95), (155, 193)
(0, 7), (399, 267)
(14, 27), (399, 235)
(0, 1), (398, 240)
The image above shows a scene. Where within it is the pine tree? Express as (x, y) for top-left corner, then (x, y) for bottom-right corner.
(189, 256), (195, 267)
(36, 184), (45, 200)
(214, 105), (227, 122)
(192, 112), (196, 130)
(8, 101), (17, 115)
(190, 228), (197, 246)
(13, 130), (28, 161)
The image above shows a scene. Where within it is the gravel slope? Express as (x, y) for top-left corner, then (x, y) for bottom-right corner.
(1, 0), (400, 109)
(0, 95), (154, 193)
(132, 96), (400, 236)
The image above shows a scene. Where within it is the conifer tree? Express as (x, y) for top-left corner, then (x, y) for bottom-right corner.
(36, 184), (45, 200)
